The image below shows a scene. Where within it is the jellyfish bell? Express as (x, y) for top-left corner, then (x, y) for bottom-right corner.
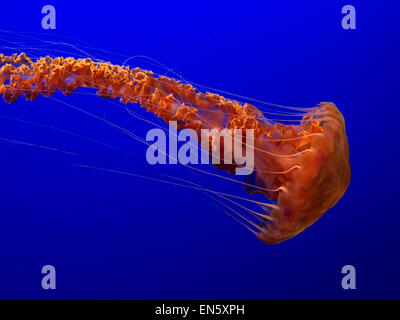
(250, 102), (351, 244)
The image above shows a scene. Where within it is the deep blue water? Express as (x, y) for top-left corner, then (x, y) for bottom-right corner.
(0, 1), (399, 299)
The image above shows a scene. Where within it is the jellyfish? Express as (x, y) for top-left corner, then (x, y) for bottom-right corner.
(0, 52), (351, 244)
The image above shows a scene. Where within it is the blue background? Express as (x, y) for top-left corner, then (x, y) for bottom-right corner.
(0, 1), (399, 299)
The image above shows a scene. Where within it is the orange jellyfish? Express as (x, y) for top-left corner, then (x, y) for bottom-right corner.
(0, 53), (351, 244)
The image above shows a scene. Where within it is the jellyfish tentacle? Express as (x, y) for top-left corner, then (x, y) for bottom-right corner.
(0, 53), (351, 244)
